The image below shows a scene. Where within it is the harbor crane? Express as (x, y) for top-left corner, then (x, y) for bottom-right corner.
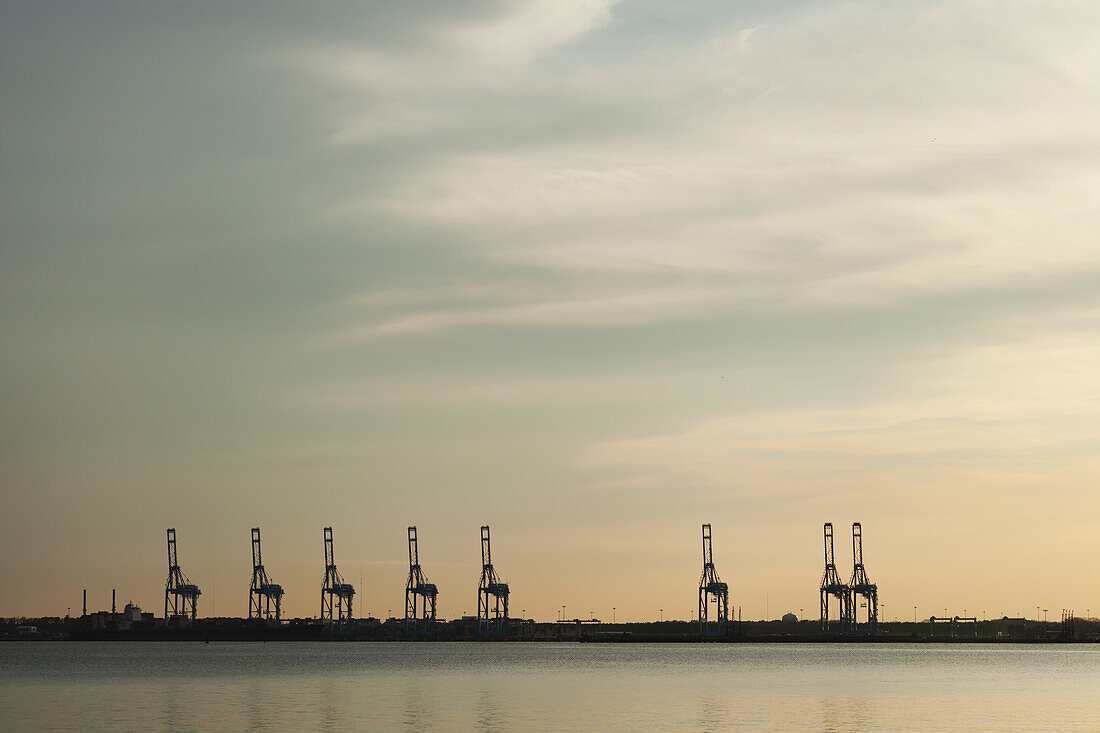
(698, 523), (730, 635)
(165, 528), (201, 620)
(405, 526), (438, 633)
(820, 522), (850, 632)
(848, 522), (878, 633)
(249, 527), (284, 621)
(477, 525), (510, 633)
(321, 527), (355, 626)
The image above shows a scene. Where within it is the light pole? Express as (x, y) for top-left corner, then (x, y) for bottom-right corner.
(562, 605), (566, 622)
(613, 607), (616, 623)
(914, 606), (917, 623)
(660, 608), (663, 622)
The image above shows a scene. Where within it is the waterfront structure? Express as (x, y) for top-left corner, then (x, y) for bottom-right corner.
(848, 522), (878, 633)
(477, 525), (509, 633)
(405, 526), (437, 633)
(698, 523), (730, 635)
(820, 523), (851, 632)
(249, 527), (284, 621)
(321, 527), (355, 627)
(165, 528), (200, 620)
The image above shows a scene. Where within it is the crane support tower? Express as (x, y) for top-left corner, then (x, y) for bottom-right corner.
(477, 525), (510, 633)
(249, 527), (284, 621)
(820, 523), (850, 632)
(405, 526), (438, 633)
(847, 522), (878, 633)
(165, 528), (201, 620)
(321, 527), (355, 627)
(698, 523), (730, 635)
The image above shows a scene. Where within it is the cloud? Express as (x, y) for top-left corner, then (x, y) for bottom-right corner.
(579, 324), (1100, 500)
(306, 0), (618, 80)
(446, 0), (619, 65)
(301, 369), (709, 410)
(337, 282), (731, 340)
(291, 0), (1100, 344)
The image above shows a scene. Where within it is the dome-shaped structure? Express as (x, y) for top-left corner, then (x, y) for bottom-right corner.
(782, 612), (798, 624)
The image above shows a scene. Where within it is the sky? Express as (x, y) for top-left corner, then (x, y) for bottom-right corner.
(1, 0), (1099, 622)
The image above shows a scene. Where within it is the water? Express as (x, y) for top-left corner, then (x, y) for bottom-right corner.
(2, 642), (1098, 731)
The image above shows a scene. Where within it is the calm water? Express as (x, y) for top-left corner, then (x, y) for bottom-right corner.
(1, 642), (1098, 731)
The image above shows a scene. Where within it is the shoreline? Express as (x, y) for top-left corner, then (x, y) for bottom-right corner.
(7, 616), (1095, 643)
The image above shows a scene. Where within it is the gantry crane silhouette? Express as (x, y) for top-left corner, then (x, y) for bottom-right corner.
(848, 522), (878, 633)
(165, 528), (200, 620)
(405, 526), (437, 633)
(698, 523), (730, 635)
(249, 527), (284, 621)
(321, 527), (355, 627)
(477, 525), (509, 633)
(820, 522), (851, 632)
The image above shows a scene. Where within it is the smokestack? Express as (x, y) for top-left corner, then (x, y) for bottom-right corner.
(112, 589), (116, 615)
(82, 589), (87, 617)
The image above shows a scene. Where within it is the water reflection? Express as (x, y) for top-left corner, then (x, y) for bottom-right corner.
(476, 687), (509, 731)
(158, 680), (186, 733)
(695, 691), (731, 732)
(245, 679), (278, 731)
(4, 643), (1100, 732)
(402, 679), (428, 732)
(820, 695), (875, 732)
(314, 678), (346, 731)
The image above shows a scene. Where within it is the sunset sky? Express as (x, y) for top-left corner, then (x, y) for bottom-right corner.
(2, 1), (1099, 621)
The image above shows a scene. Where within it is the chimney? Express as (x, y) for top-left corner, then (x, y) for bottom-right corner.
(82, 589), (87, 617)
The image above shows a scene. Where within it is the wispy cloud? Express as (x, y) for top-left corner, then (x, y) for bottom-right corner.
(580, 325), (1100, 500)
(337, 283), (731, 340)
(445, 0), (619, 65)
(295, 0), (1100, 342)
(301, 369), (710, 410)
